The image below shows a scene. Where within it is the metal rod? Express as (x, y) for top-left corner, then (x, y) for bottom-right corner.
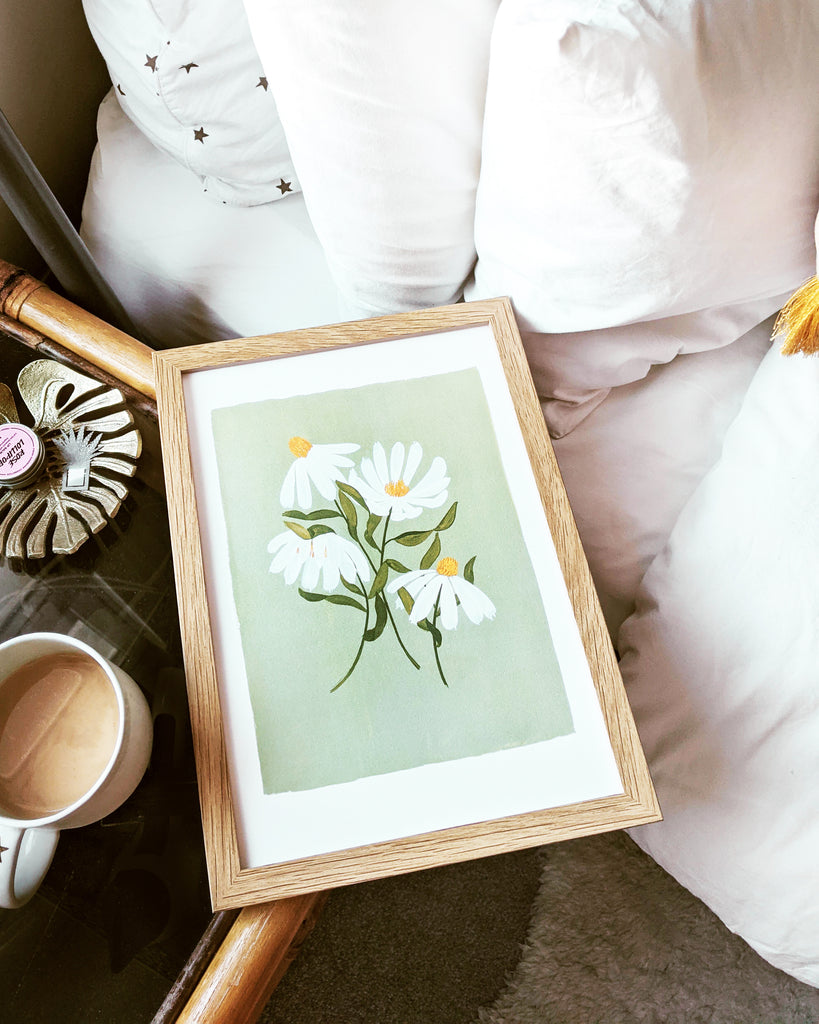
(0, 106), (143, 339)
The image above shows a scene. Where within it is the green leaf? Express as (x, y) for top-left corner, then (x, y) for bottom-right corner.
(434, 501), (457, 532)
(298, 588), (366, 613)
(385, 557), (410, 573)
(364, 593), (388, 641)
(336, 480), (368, 508)
(307, 523), (335, 538)
(463, 555), (476, 584)
(340, 575), (365, 596)
(283, 508), (342, 521)
(417, 617), (443, 648)
(364, 512), (382, 548)
(338, 490), (358, 537)
(394, 529), (432, 547)
(369, 561), (390, 598)
(325, 593), (368, 611)
(285, 520), (311, 540)
(396, 586), (414, 615)
(419, 533), (441, 571)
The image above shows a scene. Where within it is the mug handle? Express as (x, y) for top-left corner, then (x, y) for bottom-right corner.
(0, 825), (59, 909)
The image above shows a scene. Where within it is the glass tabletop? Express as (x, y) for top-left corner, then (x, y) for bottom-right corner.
(0, 327), (212, 1023)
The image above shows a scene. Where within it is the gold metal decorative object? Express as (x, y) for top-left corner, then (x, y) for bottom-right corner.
(0, 359), (141, 560)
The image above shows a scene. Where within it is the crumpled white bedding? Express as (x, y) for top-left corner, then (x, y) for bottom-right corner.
(79, 0), (819, 988)
(80, 90), (770, 632)
(244, 0), (819, 437)
(551, 316), (773, 634)
(621, 341), (819, 987)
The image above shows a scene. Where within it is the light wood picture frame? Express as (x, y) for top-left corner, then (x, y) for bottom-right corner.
(153, 298), (660, 911)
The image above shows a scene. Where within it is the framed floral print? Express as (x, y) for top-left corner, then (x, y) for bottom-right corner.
(153, 298), (660, 910)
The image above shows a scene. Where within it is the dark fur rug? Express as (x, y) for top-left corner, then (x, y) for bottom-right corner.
(261, 830), (818, 1023)
(476, 831), (819, 1024)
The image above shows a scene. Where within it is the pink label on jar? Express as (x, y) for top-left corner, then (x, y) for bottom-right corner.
(0, 423), (40, 481)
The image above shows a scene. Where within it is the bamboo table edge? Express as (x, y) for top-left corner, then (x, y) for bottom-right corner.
(0, 259), (325, 1024)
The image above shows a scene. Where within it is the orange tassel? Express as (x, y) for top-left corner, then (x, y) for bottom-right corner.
(774, 276), (819, 355)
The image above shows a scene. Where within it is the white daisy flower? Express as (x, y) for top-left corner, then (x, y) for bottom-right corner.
(268, 529), (371, 592)
(348, 441), (449, 521)
(387, 557), (495, 630)
(280, 437), (359, 510)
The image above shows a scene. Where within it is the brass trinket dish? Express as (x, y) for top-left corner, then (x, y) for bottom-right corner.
(0, 359), (141, 561)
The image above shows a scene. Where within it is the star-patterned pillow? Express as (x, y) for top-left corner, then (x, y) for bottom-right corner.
(82, 0), (298, 206)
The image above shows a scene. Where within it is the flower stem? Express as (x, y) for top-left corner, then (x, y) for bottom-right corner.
(340, 501), (420, 671)
(380, 510), (420, 670)
(331, 578), (370, 692)
(335, 498), (377, 573)
(432, 640), (449, 687)
(380, 510), (392, 560)
(430, 599), (449, 687)
(389, 608), (421, 670)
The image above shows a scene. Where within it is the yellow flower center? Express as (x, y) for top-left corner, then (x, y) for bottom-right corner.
(288, 436), (312, 458)
(384, 479), (409, 497)
(436, 557), (458, 577)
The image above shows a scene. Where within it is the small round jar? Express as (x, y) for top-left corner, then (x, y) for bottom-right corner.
(0, 422), (46, 489)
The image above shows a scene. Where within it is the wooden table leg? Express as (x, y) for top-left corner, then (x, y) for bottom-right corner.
(172, 893), (327, 1024)
(0, 259), (156, 399)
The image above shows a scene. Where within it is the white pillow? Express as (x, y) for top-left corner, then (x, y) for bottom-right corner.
(241, 0), (499, 316)
(619, 341), (819, 986)
(467, 0), (819, 432)
(82, 0), (298, 206)
(551, 315), (772, 636)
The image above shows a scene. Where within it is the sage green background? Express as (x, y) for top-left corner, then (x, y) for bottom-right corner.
(211, 367), (573, 794)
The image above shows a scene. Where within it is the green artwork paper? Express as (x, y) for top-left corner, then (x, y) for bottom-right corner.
(211, 366), (574, 794)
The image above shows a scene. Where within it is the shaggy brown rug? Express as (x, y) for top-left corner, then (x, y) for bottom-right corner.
(263, 828), (818, 1023)
(476, 831), (819, 1024)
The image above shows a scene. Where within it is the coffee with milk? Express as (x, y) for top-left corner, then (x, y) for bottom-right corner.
(0, 652), (119, 818)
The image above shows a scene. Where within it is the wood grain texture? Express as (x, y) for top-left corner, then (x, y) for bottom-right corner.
(154, 297), (661, 911)
(0, 259), (155, 399)
(153, 353), (244, 906)
(172, 893), (326, 1024)
(0, 261), (45, 317)
(0, 310), (158, 421)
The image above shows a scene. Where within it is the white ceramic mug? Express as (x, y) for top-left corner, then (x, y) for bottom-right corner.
(0, 632), (153, 908)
